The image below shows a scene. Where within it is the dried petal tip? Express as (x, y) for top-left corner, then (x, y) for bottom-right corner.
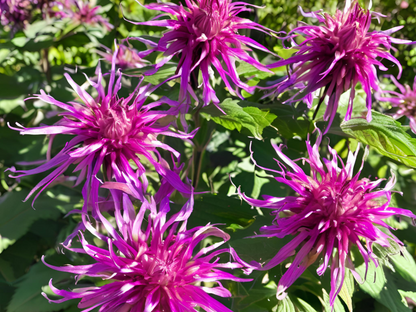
(269, 1), (412, 131)
(239, 133), (416, 307)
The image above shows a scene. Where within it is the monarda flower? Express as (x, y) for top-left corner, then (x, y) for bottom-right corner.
(0, 0), (33, 30)
(269, 1), (411, 130)
(8, 48), (195, 211)
(238, 134), (416, 307)
(376, 75), (416, 134)
(57, 0), (113, 30)
(43, 191), (251, 311)
(132, 0), (276, 107)
(96, 42), (147, 70)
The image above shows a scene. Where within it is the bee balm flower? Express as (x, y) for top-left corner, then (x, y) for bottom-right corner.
(43, 192), (251, 311)
(269, 1), (411, 130)
(377, 75), (416, 134)
(238, 134), (416, 307)
(132, 0), (277, 107)
(8, 49), (194, 209)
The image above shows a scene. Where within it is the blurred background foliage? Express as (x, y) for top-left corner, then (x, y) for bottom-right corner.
(1, 0), (416, 311)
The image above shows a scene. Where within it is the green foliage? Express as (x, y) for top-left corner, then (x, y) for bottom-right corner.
(341, 111), (416, 168)
(1, 0), (416, 311)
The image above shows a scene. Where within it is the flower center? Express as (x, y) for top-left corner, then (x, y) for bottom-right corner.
(193, 8), (223, 39)
(98, 107), (133, 142)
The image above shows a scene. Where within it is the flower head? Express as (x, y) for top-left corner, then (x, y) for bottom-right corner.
(132, 0), (276, 107)
(43, 190), (251, 311)
(269, 1), (411, 130)
(57, 0), (113, 30)
(377, 75), (416, 133)
(97, 42), (147, 70)
(8, 48), (195, 211)
(238, 134), (416, 307)
(0, 0), (34, 30)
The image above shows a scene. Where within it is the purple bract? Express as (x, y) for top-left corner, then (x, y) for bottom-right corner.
(8, 48), (195, 211)
(43, 190), (251, 311)
(269, 1), (411, 130)
(131, 0), (276, 107)
(238, 134), (416, 307)
(377, 75), (416, 134)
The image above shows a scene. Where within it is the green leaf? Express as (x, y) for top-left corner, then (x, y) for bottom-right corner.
(7, 254), (74, 312)
(338, 270), (354, 312)
(321, 288), (345, 312)
(187, 193), (256, 230)
(0, 191), (62, 253)
(0, 97), (24, 114)
(356, 262), (410, 312)
(202, 99), (277, 139)
(341, 111), (416, 168)
(276, 297), (296, 312)
(290, 296), (318, 312)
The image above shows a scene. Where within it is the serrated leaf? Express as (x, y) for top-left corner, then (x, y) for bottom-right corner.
(202, 99), (277, 139)
(356, 262), (410, 312)
(0, 191), (62, 253)
(341, 111), (416, 168)
(7, 254), (74, 312)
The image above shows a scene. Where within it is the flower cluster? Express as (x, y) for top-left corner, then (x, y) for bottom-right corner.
(131, 0), (276, 107)
(6, 0), (416, 310)
(8, 47), (194, 211)
(55, 0), (113, 30)
(43, 190), (251, 311)
(269, 2), (411, 129)
(377, 75), (416, 133)
(238, 135), (416, 305)
(0, 0), (33, 30)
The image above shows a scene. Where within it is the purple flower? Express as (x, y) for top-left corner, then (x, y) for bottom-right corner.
(43, 190), (251, 311)
(56, 0), (113, 30)
(131, 0), (276, 107)
(238, 134), (416, 307)
(8, 48), (195, 210)
(0, 0), (33, 30)
(269, 1), (411, 130)
(96, 42), (148, 70)
(376, 75), (416, 133)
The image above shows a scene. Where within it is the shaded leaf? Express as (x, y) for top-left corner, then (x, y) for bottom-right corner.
(341, 111), (416, 168)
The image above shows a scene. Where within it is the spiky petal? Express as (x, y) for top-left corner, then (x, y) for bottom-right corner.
(269, 1), (411, 130)
(42, 189), (252, 312)
(56, 0), (113, 30)
(130, 0), (277, 107)
(8, 47), (195, 211)
(238, 134), (416, 307)
(376, 75), (416, 134)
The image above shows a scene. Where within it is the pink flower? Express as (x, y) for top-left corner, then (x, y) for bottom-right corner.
(131, 0), (276, 108)
(8, 48), (195, 211)
(238, 134), (416, 307)
(56, 0), (113, 30)
(97, 42), (148, 70)
(43, 190), (251, 311)
(269, 1), (411, 130)
(376, 75), (416, 133)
